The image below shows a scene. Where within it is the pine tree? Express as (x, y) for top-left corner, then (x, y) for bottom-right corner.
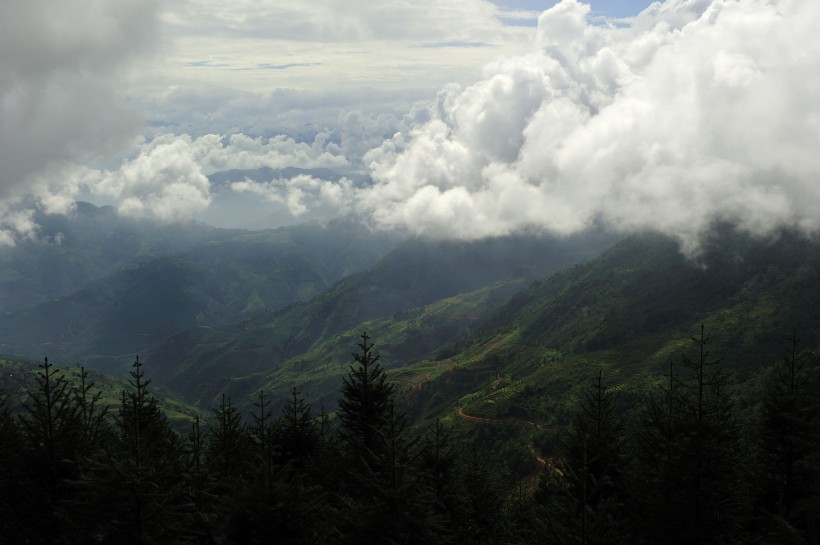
(561, 370), (630, 545)
(251, 389), (276, 499)
(84, 355), (188, 544)
(755, 332), (820, 542)
(273, 387), (320, 471)
(185, 415), (219, 542)
(231, 390), (331, 545)
(534, 464), (574, 544)
(634, 325), (748, 545)
(205, 393), (251, 483)
(417, 419), (460, 542)
(346, 402), (433, 545)
(72, 365), (109, 468)
(15, 357), (86, 543)
(18, 357), (83, 507)
(338, 332), (394, 477)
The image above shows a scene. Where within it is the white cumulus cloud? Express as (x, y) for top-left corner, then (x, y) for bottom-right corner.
(232, 175), (355, 217)
(356, 0), (820, 253)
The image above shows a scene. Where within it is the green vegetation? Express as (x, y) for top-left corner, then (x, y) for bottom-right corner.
(2, 328), (819, 544)
(4, 213), (820, 543)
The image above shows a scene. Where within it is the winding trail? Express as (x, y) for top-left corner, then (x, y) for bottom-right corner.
(456, 406), (563, 480)
(456, 407), (501, 424)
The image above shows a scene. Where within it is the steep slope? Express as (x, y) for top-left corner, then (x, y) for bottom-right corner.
(0, 218), (400, 362)
(145, 230), (616, 404)
(210, 280), (527, 411)
(405, 228), (820, 429)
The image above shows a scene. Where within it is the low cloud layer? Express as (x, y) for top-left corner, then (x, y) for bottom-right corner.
(45, 133), (352, 222)
(357, 0), (820, 252)
(3, 0), (818, 253)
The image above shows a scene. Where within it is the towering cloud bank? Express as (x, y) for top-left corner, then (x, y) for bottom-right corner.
(361, 0), (820, 252)
(0, 0), (160, 240)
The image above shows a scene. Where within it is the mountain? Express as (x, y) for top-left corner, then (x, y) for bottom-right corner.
(0, 215), (401, 363)
(3, 220), (819, 485)
(154, 226), (820, 463)
(143, 230), (617, 405)
(398, 227), (820, 434)
(0, 202), (230, 313)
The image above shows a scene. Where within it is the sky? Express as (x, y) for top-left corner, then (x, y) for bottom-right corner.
(1, 0), (819, 254)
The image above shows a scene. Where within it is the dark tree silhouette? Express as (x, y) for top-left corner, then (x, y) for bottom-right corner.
(84, 355), (188, 544)
(338, 332), (394, 476)
(755, 332), (820, 543)
(561, 370), (630, 545)
(634, 325), (748, 545)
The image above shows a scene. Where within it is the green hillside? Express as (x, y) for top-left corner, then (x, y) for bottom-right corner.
(0, 355), (200, 430)
(143, 231), (615, 405)
(396, 228), (820, 445)
(223, 279), (527, 414)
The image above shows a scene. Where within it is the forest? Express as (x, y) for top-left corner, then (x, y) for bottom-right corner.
(1, 327), (818, 545)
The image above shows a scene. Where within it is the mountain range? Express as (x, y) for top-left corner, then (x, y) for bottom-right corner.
(2, 205), (818, 464)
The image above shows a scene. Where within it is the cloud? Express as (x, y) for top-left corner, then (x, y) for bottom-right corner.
(355, 0), (820, 253)
(0, 0), (161, 205)
(154, 0), (535, 99)
(257, 62), (322, 70)
(232, 175), (355, 217)
(416, 41), (493, 49)
(38, 132), (353, 222)
(172, 0), (517, 43)
(0, 207), (38, 247)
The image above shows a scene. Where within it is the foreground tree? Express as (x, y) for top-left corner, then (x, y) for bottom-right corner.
(84, 356), (189, 544)
(563, 370), (630, 545)
(18, 358), (83, 506)
(754, 333), (820, 543)
(634, 325), (748, 545)
(15, 358), (86, 542)
(338, 333), (394, 477)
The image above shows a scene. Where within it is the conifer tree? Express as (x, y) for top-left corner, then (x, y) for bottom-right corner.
(347, 402), (433, 545)
(453, 441), (505, 545)
(84, 355), (188, 544)
(418, 419), (460, 541)
(251, 389), (276, 498)
(205, 393), (251, 482)
(185, 415), (219, 542)
(534, 463), (575, 544)
(634, 325), (748, 545)
(72, 366), (109, 464)
(232, 390), (330, 545)
(755, 333), (820, 543)
(19, 357), (83, 507)
(15, 357), (86, 543)
(561, 370), (630, 545)
(273, 387), (320, 471)
(338, 332), (394, 476)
